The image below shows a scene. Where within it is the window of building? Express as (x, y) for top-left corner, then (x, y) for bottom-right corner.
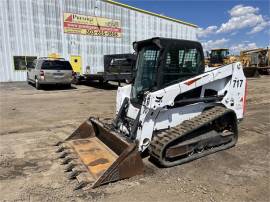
(13, 56), (37, 71)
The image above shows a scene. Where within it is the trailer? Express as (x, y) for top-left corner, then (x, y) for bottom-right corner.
(74, 53), (136, 84)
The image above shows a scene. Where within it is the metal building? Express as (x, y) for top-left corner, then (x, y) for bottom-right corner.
(0, 0), (197, 82)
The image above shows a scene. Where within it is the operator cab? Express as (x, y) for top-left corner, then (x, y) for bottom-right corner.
(131, 37), (205, 104)
(209, 48), (229, 66)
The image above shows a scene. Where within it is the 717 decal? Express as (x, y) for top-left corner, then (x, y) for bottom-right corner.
(232, 79), (243, 88)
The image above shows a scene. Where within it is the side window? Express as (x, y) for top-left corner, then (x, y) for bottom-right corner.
(36, 60), (43, 69)
(183, 49), (201, 73)
(13, 56), (37, 70)
(31, 60), (37, 69)
(179, 50), (184, 66)
(26, 56), (37, 69)
(163, 47), (202, 86)
(142, 50), (159, 68)
(14, 56), (27, 70)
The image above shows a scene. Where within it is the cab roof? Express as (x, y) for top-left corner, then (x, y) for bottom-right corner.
(211, 48), (229, 51)
(133, 37), (203, 51)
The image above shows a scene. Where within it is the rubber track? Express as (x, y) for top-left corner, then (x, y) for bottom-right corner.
(149, 106), (232, 163)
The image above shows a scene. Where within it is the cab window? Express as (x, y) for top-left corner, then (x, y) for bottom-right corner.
(162, 46), (203, 86)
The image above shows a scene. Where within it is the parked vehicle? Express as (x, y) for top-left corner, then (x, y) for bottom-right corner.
(205, 48), (238, 67)
(27, 57), (74, 89)
(240, 48), (270, 77)
(75, 54), (136, 84)
(104, 53), (136, 83)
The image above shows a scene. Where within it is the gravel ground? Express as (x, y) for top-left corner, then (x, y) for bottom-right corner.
(0, 77), (269, 202)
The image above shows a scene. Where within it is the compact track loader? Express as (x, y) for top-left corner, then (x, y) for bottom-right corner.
(55, 38), (247, 190)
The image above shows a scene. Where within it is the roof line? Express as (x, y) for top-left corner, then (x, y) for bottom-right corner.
(102, 0), (198, 28)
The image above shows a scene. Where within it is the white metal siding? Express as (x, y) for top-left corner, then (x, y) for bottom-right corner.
(0, 0), (197, 82)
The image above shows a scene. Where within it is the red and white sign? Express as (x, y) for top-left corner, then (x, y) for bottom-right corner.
(63, 13), (122, 38)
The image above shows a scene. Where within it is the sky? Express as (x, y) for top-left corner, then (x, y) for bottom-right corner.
(116, 0), (270, 54)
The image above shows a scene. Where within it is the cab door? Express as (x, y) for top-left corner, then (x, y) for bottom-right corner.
(70, 56), (82, 74)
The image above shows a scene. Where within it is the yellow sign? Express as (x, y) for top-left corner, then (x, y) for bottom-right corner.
(70, 56), (82, 73)
(63, 13), (122, 37)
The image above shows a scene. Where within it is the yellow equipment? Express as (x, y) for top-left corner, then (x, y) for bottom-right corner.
(240, 48), (270, 77)
(207, 48), (238, 67)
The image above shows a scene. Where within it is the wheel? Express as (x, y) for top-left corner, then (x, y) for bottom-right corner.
(35, 78), (40, 90)
(72, 79), (79, 85)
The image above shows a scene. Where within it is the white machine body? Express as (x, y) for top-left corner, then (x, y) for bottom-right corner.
(116, 62), (247, 151)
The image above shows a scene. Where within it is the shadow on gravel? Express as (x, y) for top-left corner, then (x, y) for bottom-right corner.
(26, 82), (77, 91)
(40, 85), (77, 91)
(81, 81), (119, 90)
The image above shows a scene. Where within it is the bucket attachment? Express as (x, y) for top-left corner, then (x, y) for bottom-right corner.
(56, 118), (144, 190)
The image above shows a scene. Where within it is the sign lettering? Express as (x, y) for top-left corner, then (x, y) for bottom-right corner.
(63, 13), (122, 38)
